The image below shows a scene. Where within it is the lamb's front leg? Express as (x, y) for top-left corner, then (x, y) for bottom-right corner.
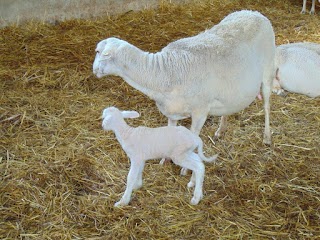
(115, 160), (142, 207)
(159, 118), (177, 165)
(133, 161), (145, 190)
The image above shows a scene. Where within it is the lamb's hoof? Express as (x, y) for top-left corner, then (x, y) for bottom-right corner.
(190, 196), (202, 205)
(133, 183), (142, 190)
(114, 200), (128, 207)
(187, 181), (195, 188)
(180, 167), (188, 176)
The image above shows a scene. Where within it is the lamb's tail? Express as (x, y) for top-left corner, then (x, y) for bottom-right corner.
(197, 137), (218, 163)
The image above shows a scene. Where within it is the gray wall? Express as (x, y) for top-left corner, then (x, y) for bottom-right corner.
(0, 0), (190, 27)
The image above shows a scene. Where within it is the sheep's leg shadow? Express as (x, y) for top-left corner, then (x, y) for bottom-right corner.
(160, 118), (178, 165)
(174, 152), (205, 205)
(115, 160), (142, 207)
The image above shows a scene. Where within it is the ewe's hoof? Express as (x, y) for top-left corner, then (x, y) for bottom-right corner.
(263, 137), (271, 146)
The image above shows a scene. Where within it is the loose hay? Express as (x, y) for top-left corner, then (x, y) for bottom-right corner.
(1, 0), (320, 239)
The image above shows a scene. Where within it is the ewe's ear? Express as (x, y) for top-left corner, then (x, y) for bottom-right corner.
(101, 49), (112, 58)
(122, 111), (140, 119)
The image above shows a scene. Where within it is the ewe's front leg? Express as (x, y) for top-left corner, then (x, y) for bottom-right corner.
(115, 160), (142, 207)
(159, 118), (177, 165)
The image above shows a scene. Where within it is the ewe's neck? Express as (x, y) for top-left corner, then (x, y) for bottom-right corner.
(119, 45), (171, 100)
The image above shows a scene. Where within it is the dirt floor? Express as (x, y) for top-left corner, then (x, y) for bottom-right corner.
(1, 0), (319, 239)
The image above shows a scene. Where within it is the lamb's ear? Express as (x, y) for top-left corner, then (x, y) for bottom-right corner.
(102, 109), (109, 119)
(122, 111), (140, 119)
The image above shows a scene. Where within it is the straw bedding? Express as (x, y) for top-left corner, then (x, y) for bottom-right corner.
(1, 0), (319, 239)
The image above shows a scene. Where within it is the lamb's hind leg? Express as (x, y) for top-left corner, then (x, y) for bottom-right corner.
(179, 111), (208, 176)
(174, 152), (205, 205)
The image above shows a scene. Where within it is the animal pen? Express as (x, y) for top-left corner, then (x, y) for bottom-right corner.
(0, 0), (319, 239)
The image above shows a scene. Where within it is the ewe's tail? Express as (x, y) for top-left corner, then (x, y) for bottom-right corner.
(197, 137), (218, 163)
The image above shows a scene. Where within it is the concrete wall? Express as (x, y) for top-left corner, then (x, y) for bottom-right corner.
(0, 0), (190, 27)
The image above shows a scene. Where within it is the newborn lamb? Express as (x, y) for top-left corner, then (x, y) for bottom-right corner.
(101, 107), (218, 206)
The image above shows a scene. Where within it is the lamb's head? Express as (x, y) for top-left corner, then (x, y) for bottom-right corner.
(102, 106), (140, 131)
(93, 37), (129, 78)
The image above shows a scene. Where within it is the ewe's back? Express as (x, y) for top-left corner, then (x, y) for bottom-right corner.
(275, 43), (320, 98)
(164, 10), (273, 56)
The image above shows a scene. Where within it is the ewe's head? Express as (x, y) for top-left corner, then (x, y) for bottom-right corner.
(93, 37), (129, 78)
(102, 106), (140, 131)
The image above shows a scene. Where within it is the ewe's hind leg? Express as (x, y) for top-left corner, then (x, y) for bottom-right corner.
(174, 152), (205, 205)
(261, 60), (274, 145)
(301, 0), (307, 13)
(115, 160), (143, 207)
(262, 81), (272, 145)
(272, 69), (285, 96)
(214, 116), (228, 139)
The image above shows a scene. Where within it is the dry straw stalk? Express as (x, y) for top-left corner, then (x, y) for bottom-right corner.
(1, 0), (319, 239)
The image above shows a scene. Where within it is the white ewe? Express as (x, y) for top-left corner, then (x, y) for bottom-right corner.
(301, 0), (320, 14)
(93, 10), (275, 147)
(273, 42), (320, 98)
(102, 107), (218, 206)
